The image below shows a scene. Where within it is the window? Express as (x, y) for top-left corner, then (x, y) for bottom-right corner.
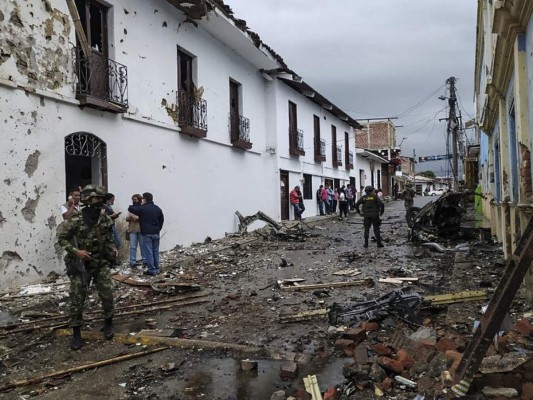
(229, 79), (251, 149)
(289, 101), (304, 156)
(314, 115), (325, 162)
(331, 125), (337, 163)
(303, 174), (313, 199)
(75, 0), (108, 55)
(177, 48), (207, 137)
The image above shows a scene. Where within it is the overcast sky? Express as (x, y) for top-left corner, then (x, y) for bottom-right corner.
(227, 0), (478, 175)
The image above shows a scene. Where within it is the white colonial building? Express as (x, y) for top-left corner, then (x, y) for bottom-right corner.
(0, 0), (363, 287)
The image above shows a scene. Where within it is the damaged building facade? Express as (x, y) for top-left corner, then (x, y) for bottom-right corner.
(0, 0), (361, 287)
(475, 1), (533, 292)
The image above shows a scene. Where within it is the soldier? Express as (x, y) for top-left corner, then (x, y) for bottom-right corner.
(355, 186), (385, 248)
(57, 185), (118, 350)
(402, 182), (416, 211)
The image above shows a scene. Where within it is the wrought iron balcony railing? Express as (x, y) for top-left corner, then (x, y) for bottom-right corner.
(334, 146), (343, 167)
(314, 138), (326, 162)
(347, 151), (354, 169)
(228, 112), (252, 150)
(289, 128), (305, 156)
(177, 89), (208, 138)
(75, 48), (128, 113)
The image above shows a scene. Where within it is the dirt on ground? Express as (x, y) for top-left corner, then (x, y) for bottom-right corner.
(0, 198), (532, 400)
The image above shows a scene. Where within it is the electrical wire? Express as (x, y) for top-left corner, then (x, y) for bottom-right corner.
(396, 83), (446, 118)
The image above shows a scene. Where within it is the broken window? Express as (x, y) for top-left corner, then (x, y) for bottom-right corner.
(75, 0), (108, 55)
(177, 48), (206, 136)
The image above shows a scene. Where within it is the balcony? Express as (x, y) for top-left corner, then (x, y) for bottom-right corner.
(314, 138), (326, 162)
(334, 146), (343, 167)
(289, 128), (305, 156)
(346, 151), (354, 169)
(177, 89), (208, 138)
(228, 112), (252, 150)
(75, 48), (128, 113)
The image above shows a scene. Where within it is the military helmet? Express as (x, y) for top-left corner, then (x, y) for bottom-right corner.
(364, 185), (373, 193)
(80, 185), (106, 201)
(406, 182), (413, 188)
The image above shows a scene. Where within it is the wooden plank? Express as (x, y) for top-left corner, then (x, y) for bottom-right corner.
(280, 279), (374, 291)
(423, 290), (487, 305)
(279, 309), (328, 323)
(304, 375), (324, 400)
(65, 0), (91, 57)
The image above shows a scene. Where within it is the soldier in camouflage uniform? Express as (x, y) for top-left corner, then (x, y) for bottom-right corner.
(355, 186), (385, 248)
(402, 182), (416, 211)
(57, 185), (117, 350)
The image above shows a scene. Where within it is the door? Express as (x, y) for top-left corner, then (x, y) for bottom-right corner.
(76, 0), (109, 99)
(359, 169), (365, 193)
(280, 170), (289, 220)
(229, 80), (239, 141)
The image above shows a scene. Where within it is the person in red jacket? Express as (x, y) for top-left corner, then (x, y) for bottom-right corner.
(290, 185), (303, 220)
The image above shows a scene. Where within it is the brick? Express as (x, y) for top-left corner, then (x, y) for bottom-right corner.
(378, 377), (394, 392)
(280, 361), (299, 379)
(343, 327), (367, 342)
(334, 339), (355, 352)
(378, 356), (404, 374)
(436, 338), (457, 353)
(353, 344), (369, 365)
(371, 343), (391, 356)
(522, 382), (533, 400)
(323, 387), (340, 400)
(396, 349), (415, 370)
(515, 319), (533, 336)
(361, 321), (380, 332)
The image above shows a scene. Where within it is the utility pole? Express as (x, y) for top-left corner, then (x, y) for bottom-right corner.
(446, 77), (459, 191)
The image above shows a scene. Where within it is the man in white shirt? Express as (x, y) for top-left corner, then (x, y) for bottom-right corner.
(61, 187), (82, 220)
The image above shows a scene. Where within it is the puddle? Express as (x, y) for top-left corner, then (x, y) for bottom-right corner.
(162, 356), (350, 399)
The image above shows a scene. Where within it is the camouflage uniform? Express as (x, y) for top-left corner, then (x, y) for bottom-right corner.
(402, 184), (416, 211)
(57, 191), (116, 328)
(355, 186), (385, 248)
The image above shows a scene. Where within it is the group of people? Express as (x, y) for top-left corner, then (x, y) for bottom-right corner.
(315, 183), (357, 219)
(57, 185), (164, 350)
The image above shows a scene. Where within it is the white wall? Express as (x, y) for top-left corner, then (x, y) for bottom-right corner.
(0, 0), (280, 287)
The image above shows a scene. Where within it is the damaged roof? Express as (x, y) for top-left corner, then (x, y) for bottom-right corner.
(167, 0), (362, 130)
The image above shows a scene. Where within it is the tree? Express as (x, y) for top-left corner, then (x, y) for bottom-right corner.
(419, 170), (436, 179)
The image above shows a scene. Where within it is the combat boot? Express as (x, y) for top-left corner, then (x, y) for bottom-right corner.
(102, 318), (115, 340)
(363, 239), (368, 248)
(70, 326), (82, 350)
(377, 241), (384, 248)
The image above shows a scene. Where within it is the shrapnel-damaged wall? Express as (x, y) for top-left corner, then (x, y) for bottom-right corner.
(0, 0), (72, 93)
(0, 0), (75, 287)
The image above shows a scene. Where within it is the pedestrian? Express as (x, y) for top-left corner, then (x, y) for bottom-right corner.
(128, 192), (164, 276)
(355, 186), (385, 248)
(332, 188), (339, 214)
(103, 193), (122, 254)
(338, 187), (348, 220)
(126, 194), (146, 269)
(61, 186), (82, 220)
(346, 184), (354, 212)
(297, 186), (305, 218)
(57, 185), (117, 350)
(326, 184), (334, 214)
(316, 185), (325, 216)
(402, 182), (416, 211)
(290, 185), (302, 220)
(321, 184), (329, 214)
(351, 185), (358, 209)
(393, 183), (399, 200)
(377, 188), (383, 200)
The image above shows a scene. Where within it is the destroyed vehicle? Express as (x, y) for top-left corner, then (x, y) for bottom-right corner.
(406, 191), (466, 238)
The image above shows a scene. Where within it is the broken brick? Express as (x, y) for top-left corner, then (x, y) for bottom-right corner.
(280, 361), (299, 379)
(353, 342), (369, 365)
(323, 387), (340, 400)
(436, 338), (457, 353)
(334, 339), (355, 353)
(361, 321), (380, 332)
(515, 319), (533, 336)
(378, 356), (403, 374)
(522, 382), (533, 400)
(342, 327), (367, 343)
(396, 348), (415, 370)
(378, 377), (393, 392)
(371, 343), (391, 356)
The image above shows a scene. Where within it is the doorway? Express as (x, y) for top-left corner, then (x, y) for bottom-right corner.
(280, 170), (289, 220)
(65, 132), (107, 196)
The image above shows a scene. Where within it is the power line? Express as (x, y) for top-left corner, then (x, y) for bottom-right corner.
(396, 83), (446, 118)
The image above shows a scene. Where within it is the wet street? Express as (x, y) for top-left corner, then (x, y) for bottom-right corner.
(0, 195), (512, 399)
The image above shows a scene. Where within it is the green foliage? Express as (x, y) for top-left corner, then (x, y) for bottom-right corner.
(419, 170), (436, 178)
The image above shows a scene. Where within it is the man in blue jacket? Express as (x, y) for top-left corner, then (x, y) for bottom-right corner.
(128, 192), (164, 275)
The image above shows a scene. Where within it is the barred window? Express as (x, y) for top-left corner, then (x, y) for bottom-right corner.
(303, 174), (313, 199)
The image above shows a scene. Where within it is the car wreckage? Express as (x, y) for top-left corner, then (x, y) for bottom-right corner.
(406, 191), (481, 239)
